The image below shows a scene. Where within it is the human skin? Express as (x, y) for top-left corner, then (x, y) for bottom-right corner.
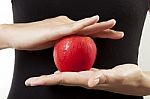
(0, 13), (150, 96)
(0, 15), (123, 50)
(25, 64), (150, 96)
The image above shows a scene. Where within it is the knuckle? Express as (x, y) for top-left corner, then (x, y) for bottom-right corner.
(58, 16), (68, 19)
(42, 18), (52, 23)
(41, 19), (47, 22)
(43, 19), (49, 22)
(40, 75), (49, 78)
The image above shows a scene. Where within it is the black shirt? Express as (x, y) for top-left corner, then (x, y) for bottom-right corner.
(8, 0), (149, 99)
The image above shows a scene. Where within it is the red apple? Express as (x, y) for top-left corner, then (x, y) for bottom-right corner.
(53, 35), (97, 72)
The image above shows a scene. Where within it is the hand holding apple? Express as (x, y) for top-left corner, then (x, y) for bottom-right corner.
(25, 64), (149, 96)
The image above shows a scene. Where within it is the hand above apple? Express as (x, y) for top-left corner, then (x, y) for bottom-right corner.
(25, 64), (148, 96)
(0, 15), (124, 50)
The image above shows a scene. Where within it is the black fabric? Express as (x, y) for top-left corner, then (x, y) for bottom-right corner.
(8, 0), (149, 99)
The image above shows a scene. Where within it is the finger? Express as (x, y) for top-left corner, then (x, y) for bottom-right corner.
(90, 29), (124, 39)
(88, 71), (107, 87)
(58, 72), (89, 86)
(88, 69), (117, 87)
(48, 15), (99, 40)
(25, 72), (90, 87)
(78, 19), (116, 35)
(72, 15), (99, 31)
(25, 74), (62, 86)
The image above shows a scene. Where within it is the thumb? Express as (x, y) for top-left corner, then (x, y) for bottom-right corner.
(88, 69), (114, 87)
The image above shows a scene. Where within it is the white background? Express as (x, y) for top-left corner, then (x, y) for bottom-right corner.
(0, 0), (150, 99)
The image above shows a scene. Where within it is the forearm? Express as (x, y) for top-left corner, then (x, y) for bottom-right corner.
(0, 24), (10, 49)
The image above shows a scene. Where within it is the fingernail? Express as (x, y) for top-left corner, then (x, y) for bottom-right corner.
(91, 15), (99, 21)
(26, 81), (38, 86)
(120, 32), (124, 37)
(25, 80), (31, 86)
(91, 15), (99, 18)
(91, 78), (99, 87)
(107, 19), (116, 25)
(115, 31), (124, 37)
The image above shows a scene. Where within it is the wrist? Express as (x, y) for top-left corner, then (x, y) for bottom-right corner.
(142, 71), (150, 88)
(140, 71), (150, 96)
(0, 24), (11, 49)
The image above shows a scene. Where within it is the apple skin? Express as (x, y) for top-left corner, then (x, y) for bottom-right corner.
(53, 35), (97, 72)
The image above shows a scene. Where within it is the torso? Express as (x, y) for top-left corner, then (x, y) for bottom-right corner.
(8, 0), (149, 99)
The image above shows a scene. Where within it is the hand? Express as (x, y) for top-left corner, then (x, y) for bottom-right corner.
(25, 64), (146, 96)
(0, 15), (123, 50)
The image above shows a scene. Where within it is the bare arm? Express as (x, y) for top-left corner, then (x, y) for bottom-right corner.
(25, 64), (150, 96)
(0, 16), (123, 51)
(0, 24), (9, 49)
